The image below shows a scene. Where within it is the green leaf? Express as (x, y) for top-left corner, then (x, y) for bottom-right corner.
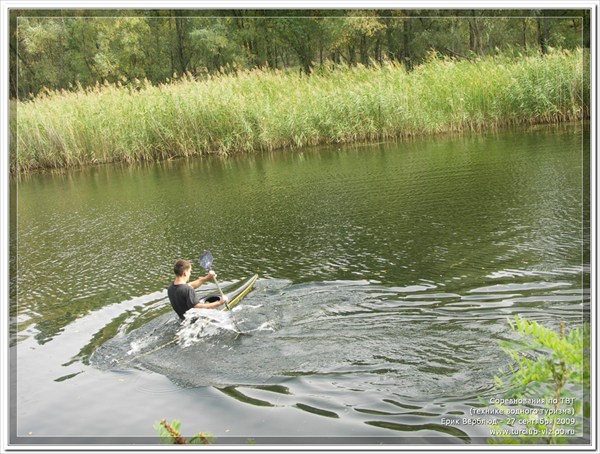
(170, 419), (181, 433)
(189, 432), (214, 444)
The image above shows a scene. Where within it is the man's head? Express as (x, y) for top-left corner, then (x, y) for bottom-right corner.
(174, 259), (192, 278)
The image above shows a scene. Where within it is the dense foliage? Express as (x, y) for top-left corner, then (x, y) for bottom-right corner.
(10, 9), (589, 99)
(13, 48), (586, 172)
(488, 317), (589, 444)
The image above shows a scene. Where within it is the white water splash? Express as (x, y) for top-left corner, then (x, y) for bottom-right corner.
(240, 303), (263, 310)
(127, 341), (144, 356)
(245, 321), (275, 333)
(176, 309), (236, 347)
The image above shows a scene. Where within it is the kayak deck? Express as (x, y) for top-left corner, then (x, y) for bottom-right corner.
(197, 274), (258, 311)
(222, 274), (258, 311)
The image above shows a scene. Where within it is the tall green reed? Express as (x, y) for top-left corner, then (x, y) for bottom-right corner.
(13, 48), (587, 172)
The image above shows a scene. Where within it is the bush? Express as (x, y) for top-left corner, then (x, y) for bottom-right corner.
(154, 419), (214, 445)
(488, 316), (589, 444)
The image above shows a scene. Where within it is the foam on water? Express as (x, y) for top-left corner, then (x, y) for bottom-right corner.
(176, 309), (237, 347)
(127, 340), (144, 356)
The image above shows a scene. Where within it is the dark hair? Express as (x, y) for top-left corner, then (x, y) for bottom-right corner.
(174, 259), (191, 277)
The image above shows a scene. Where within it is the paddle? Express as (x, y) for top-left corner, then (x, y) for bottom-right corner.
(199, 250), (242, 333)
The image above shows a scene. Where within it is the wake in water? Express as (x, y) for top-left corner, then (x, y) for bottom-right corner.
(123, 309), (255, 360)
(181, 306), (276, 340)
(176, 309), (239, 347)
(91, 274), (585, 395)
(90, 296), (275, 374)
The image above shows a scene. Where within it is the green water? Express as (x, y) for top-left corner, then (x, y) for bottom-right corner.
(11, 123), (589, 444)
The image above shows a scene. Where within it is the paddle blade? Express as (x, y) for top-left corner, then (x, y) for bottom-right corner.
(199, 250), (213, 271)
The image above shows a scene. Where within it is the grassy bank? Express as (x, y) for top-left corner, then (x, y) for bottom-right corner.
(13, 49), (588, 172)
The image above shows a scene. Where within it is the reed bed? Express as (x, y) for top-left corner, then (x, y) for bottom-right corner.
(13, 48), (587, 172)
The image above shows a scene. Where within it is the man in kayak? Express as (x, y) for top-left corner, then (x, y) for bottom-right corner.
(168, 259), (229, 320)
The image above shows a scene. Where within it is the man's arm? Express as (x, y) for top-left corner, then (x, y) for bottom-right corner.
(189, 270), (216, 289)
(193, 297), (228, 309)
(185, 284), (229, 310)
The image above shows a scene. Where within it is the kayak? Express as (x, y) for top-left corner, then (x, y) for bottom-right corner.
(197, 274), (258, 311)
(222, 274), (258, 311)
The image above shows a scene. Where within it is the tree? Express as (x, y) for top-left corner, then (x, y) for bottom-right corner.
(536, 10), (551, 54)
(341, 11), (386, 66)
(468, 11), (484, 55)
(8, 8), (591, 98)
(272, 11), (327, 74)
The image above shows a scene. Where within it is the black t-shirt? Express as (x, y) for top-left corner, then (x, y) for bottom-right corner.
(168, 282), (198, 320)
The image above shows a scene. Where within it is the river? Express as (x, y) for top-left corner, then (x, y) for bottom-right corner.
(10, 123), (589, 446)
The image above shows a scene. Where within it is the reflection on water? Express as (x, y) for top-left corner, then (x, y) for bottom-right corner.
(86, 272), (585, 442)
(95, 276), (585, 391)
(12, 124), (589, 443)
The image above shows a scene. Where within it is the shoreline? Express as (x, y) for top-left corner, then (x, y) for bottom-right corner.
(12, 49), (589, 174)
(12, 120), (588, 180)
